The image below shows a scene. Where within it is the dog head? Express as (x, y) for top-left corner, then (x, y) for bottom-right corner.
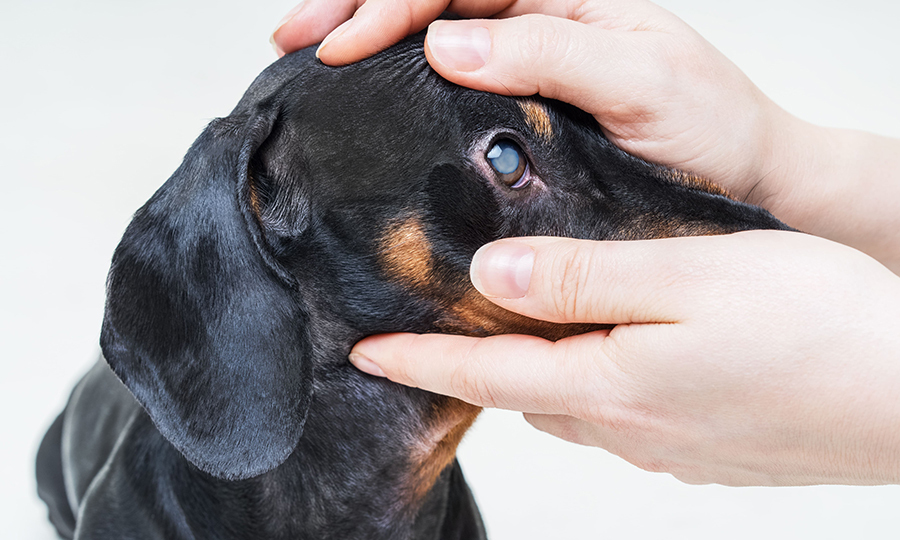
(100, 34), (789, 482)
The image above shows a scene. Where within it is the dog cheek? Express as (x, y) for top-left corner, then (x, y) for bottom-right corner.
(629, 213), (737, 239)
(438, 288), (603, 340)
(378, 214), (436, 292)
(423, 164), (502, 258)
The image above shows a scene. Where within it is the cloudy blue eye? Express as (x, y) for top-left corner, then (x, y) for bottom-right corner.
(486, 139), (530, 189)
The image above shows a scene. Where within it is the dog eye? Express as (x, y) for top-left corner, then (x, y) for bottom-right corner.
(486, 140), (530, 189)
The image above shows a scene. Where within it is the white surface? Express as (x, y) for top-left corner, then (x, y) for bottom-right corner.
(1, 0), (898, 538)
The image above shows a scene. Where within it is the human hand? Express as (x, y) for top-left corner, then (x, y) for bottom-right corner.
(272, 0), (799, 207)
(349, 231), (900, 486)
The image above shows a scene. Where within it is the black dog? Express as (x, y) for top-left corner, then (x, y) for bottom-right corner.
(36, 32), (790, 539)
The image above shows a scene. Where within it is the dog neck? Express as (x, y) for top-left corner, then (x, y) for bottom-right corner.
(254, 366), (480, 538)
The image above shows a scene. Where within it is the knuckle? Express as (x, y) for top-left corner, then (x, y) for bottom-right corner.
(630, 40), (676, 96)
(514, 15), (569, 91)
(449, 367), (497, 408)
(388, 342), (417, 384)
(553, 338), (604, 415)
(586, 406), (629, 435)
(547, 243), (599, 321)
(671, 469), (711, 485)
(447, 345), (498, 407)
(590, 414), (675, 474)
(629, 457), (674, 475)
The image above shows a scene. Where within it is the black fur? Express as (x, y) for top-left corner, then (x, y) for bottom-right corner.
(36, 31), (790, 540)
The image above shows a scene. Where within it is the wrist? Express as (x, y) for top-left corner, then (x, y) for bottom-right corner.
(744, 104), (827, 222)
(754, 119), (900, 271)
(747, 108), (854, 236)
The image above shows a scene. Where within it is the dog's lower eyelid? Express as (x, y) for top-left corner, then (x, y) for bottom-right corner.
(508, 164), (531, 189)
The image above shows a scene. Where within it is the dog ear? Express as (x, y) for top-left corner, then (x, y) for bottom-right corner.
(100, 111), (313, 480)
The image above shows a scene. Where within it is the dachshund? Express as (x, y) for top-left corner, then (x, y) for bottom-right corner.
(35, 31), (791, 540)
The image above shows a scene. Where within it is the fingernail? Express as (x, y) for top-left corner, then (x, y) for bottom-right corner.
(269, 34), (286, 58)
(349, 352), (387, 378)
(273, 1), (307, 35)
(470, 242), (534, 298)
(317, 18), (353, 59)
(426, 21), (491, 72)
(271, 2), (306, 57)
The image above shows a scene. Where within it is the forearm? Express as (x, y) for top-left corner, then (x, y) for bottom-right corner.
(756, 112), (900, 273)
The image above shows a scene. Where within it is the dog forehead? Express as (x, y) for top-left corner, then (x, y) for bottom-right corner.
(306, 51), (555, 139)
(245, 41), (569, 153)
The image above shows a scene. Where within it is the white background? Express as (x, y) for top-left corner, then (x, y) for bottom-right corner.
(2, 0), (899, 538)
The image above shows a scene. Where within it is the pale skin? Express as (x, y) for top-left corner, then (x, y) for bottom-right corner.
(272, 0), (900, 486)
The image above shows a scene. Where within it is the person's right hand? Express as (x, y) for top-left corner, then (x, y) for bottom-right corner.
(273, 0), (796, 205)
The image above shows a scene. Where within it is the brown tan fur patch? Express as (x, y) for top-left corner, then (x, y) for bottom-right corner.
(518, 101), (553, 141)
(247, 172), (262, 219)
(440, 289), (599, 341)
(407, 397), (481, 503)
(378, 215), (434, 289)
(662, 168), (733, 199)
(639, 214), (736, 238)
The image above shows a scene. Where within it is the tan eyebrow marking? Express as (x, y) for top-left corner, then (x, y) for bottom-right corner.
(620, 212), (739, 240)
(377, 215), (434, 289)
(518, 100), (554, 140)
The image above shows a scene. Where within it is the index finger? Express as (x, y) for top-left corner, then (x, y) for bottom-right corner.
(349, 330), (614, 415)
(273, 0), (454, 61)
(273, 0), (675, 64)
(272, 0), (361, 56)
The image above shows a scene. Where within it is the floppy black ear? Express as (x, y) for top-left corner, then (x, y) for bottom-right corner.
(100, 111), (313, 480)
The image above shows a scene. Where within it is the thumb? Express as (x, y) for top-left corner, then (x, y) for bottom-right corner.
(423, 16), (658, 118)
(470, 236), (697, 325)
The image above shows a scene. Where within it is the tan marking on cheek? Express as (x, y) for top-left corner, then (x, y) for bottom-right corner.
(622, 213), (739, 240)
(442, 289), (602, 340)
(647, 169), (751, 236)
(407, 398), (481, 503)
(378, 216), (434, 289)
(518, 100), (553, 141)
(670, 222), (739, 236)
(662, 169), (734, 199)
(403, 289), (601, 504)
